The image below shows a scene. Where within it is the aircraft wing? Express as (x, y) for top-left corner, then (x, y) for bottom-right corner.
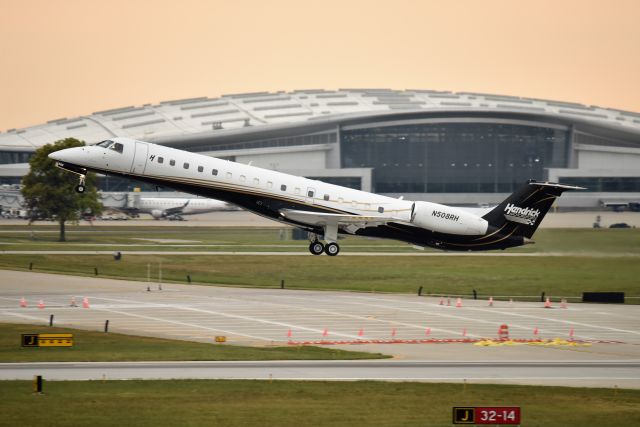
(163, 200), (190, 216)
(279, 209), (404, 232)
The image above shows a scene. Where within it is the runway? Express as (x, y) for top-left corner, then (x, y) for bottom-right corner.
(2, 270), (639, 363)
(2, 360), (639, 388)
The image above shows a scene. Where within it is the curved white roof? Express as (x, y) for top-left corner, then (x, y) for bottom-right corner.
(2, 89), (640, 151)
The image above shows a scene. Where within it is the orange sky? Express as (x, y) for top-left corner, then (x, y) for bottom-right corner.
(1, 0), (639, 131)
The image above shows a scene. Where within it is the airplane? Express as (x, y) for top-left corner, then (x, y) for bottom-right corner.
(49, 137), (584, 256)
(119, 195), (238, 220)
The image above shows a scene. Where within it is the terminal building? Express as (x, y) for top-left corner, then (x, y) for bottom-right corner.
(1, 88), (639, 208)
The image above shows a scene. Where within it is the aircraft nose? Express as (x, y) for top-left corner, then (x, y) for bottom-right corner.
(48, 147), (86, 164)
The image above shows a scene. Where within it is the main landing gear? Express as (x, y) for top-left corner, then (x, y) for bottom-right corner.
(308, 240), (340, 256)
(75, 175), (86, 193)
(308, 226), (341, 257)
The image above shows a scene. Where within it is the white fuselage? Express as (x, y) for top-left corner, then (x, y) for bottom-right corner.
(50, 137), (489, 239)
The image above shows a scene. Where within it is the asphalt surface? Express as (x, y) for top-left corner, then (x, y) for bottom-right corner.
(2, 360), (639, 388)
(2, 270), (640, 387)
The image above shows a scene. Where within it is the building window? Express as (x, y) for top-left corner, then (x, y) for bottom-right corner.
(281, 184), (287, 191)
(212, 169), (218, 176)
(378, 206), (384, 213)
(324, 194), (330, 201)
(157, 157), (164, 164)
(170, 160), (175, 166)
(197, 166), (204, 172)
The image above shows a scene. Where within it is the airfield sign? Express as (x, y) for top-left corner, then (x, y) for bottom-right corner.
(21, 334), (74, 347)
(453, 407), (521, 424)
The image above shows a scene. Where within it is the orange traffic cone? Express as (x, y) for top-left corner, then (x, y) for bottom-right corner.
(20, 297), (27, 308)
(569, 327), (575, 339)
(322, 327), (328, 337)
(560, 298), (568, 309)
(488, 297), (494, 307)
(287, 329), (292, 338)
(82, 297), (90, 309)
(439, 297), (444, 306)
(391, 328), (397, 338)
(37, 299), (45, 309)
(70, 297), (77, 307)
(455, 298), (462, 308)
(358, 328), (364, 337)
(544, 297), (552, 308)
(462, 328), (467, 337)
(425, 327), (431, 336)
(533, 327), (539, 336)
(447, 297), (451, 306)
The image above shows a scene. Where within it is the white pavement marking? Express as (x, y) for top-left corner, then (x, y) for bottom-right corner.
(94, 308), (273, 342)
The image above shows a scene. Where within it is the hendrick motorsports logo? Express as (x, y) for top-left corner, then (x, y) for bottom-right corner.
(503, 203), (540, 225)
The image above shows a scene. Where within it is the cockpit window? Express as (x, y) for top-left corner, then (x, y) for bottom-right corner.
(109, 142), (124, 153)
(96, 140), (114, 148)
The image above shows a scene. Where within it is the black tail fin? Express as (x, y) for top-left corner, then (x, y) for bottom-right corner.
(482, 180), (585, 238)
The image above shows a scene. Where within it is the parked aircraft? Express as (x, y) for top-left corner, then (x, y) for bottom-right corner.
(49, 138), (583, 255)
(121, 195), (237, 220)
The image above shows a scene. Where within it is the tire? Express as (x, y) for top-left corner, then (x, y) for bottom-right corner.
(309, 241), (324, 255)
(325, 242), (340, 256)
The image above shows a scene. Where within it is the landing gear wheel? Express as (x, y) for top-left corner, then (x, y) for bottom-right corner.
(325, 242), (340, 256)
(309, 241), (324, 255)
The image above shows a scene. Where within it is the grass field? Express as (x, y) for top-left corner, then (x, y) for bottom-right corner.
(0, 323), (387, 363)
(1, 253), (638, 299)
(1, 380), (639, 426)
(1, 225), (639, 254)
(1, 227), (638, 300)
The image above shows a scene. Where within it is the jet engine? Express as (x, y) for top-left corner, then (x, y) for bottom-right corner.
(410, 201), (488, 235)
(150, 209), (165, 219)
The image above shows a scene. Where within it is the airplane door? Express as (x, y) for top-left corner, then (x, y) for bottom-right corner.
(305, 187), (316, 205)
(131, 142), (148, 175)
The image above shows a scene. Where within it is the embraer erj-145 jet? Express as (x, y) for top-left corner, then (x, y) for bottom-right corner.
(49, 138), (583, 256)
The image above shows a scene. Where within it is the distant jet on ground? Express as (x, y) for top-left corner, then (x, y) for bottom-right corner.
(120, 195), (237, 220)
(49, 138), (583, 256)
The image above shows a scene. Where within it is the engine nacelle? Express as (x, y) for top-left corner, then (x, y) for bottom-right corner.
(411, 201), (488, 235)
(150, 209), (165, 219)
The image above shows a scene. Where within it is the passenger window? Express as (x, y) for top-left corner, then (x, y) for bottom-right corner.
(158, 157), (164, 164)
(324, 194), (330, 201)
(378, 206), (384, 213)
(281, 184), (287, 191)
(226, 172), (232, 179)
(170, 160), (175, 166)
(197, 166), (204, 172)
(183, 163), (189, 169)
(267, 181), (273, 189)
(212, 169), (218, 176)
(307, 190), (314, 198)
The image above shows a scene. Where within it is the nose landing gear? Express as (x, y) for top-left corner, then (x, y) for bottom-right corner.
(75, 175), (86, 193)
